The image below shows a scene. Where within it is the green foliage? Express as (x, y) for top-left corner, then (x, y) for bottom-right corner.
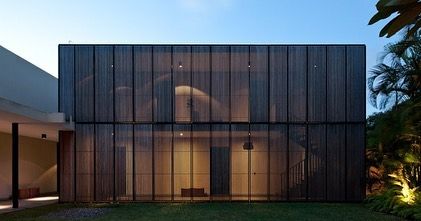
(366, 96), (421, 187)
(368, 32), (421, 109)
(366, 188), (421, 220)
(369, 0), (421, 38)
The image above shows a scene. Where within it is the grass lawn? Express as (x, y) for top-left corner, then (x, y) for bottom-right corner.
(0, 202), (405, 221)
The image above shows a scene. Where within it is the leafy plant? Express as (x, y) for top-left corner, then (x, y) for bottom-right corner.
(369, 0), (421, 38)
(368, 31), (421, 109)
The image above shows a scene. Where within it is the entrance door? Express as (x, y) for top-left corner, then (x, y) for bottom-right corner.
(211, 147), (230, 195)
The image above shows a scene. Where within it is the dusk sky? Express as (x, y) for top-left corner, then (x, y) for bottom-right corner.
(0, 0), (399, 116)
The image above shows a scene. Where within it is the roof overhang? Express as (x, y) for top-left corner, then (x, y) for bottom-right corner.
(0, 96), (73, 142)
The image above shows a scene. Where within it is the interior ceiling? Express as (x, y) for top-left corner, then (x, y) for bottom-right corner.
(0, 111), (58, 142)
(0, 107), (73, 142)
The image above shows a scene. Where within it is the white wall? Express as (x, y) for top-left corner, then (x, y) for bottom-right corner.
(0, 132), (57, 200)
(0, 45), (57, 113)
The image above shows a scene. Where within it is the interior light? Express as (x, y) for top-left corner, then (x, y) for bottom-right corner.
(26, 196), (59, 202)
(180, 133), (184, 136)
(178, 62), (183, 68)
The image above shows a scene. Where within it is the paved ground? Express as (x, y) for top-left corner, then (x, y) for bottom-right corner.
(0, 196), (58, 214)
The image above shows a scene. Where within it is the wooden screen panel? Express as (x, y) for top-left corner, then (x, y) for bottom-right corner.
(250, 124), (268, 200)
(211, 124), (230, 200)
(75, 124), (94, 202)
(230, 46), (249, 122)
(346, 124), (365, 201)
(269, 124), (287, 200)
(75, 46), (94, 122)
(115, 124), (133, 201)
(95, 124), (113, 201)
(327, 46), (346, 122)
(59, 45), (74, 120)
(192, 46), (210, 122)
(115, 46), (133, 122)
(346, 46), (365, 122)
(173, 46), (192, 123)
(154, 124), (172, 200)
(269, 46), (288, 123)
(59, 131), (74, 202)
(192, 124), (210, 201)
(134, 46), (153, 122)
(134, 124), (153, 201)
(250, 46), (269, 122)
(173, 124), (191, 200)
(326, 124), (346, 201)
(288, 125), (307, 200)
(95, 46), (114, 122)
(288, 46), (307, 122)
(211, 46), (230, 122)
(153, 46), (172, 122)
(308, 46), (326, 122)
(307, 125), (326, 200)
(231, 124), (249, 200)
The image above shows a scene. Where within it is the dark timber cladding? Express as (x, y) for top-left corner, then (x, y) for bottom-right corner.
(58, 44), (366, 202)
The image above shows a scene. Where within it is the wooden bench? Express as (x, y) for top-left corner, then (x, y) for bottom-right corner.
(19, 187), (40, 199)
(181, 188), (207, 197)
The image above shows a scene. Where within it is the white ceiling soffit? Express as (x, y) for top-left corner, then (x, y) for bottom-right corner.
(0, 96), (73, 142)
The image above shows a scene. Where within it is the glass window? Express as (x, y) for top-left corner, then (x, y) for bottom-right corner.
(192, 124), (210, 200)
(288, 46), (307, 122)
(173, 46), (192, 122)
(134, 46), (153, 122)
(75, 46), (94, 122)
(95, 46), (114, 122)
(250, 124), (268, 200)
(75, 124), (94, 201)
(250, 46), (268, 122)
(231, 124), (249, 200)
(192, 46), (210, 122)
(154, 124), (172, 200)
(174, 124), (191, 200)
(134, 124), (153, 200)
(231, 46), (249, 122)
(327, 46), (346, 122)
(153, 46), (172, 122)
(308, 46), (327, 122)
(115, 124), (133, 200)
(326, 124), (345, 201)
(269, 124), (288, 200)
(115, 46), (133, 122)
(211, 124), (230, 200)
(211, 46), (230, 122)
(95, 124), (113, 201)
(288, 125), (307, 200)
(59, 46), (74, 121)
(307, 124), (326, 200)
(269, 46), (287, 122)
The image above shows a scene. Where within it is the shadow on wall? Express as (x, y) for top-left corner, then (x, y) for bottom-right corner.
(21, 163), (57, 194)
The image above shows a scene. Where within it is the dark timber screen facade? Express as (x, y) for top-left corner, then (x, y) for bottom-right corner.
(58, 44), (366, 202)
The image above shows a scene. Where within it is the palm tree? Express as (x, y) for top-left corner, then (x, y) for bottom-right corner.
(368, 31), (421, 109)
